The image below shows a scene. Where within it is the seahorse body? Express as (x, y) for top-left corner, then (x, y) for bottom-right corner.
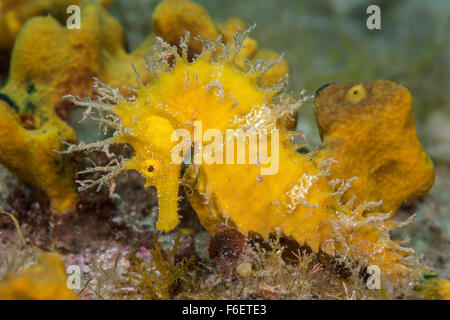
(68, 35), (432, 284)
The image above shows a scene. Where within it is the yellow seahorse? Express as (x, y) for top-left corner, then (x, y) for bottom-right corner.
(63, 32), (434, 285)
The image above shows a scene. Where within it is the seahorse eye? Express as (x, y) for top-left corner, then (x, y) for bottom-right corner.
(345, 84), (367, 103)
(144, 160), (158, 175)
